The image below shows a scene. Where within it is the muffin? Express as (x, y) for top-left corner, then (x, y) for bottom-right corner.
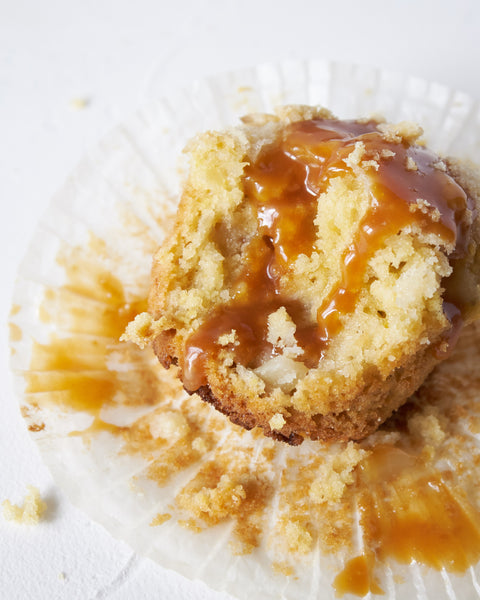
(126, 105), (480, 444)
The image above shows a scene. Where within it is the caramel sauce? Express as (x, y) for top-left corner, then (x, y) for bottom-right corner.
(331, 444), (480, 597)
(333, 444), (480, 596)
(360, 455), (480, 572)
(183, 118), (470, 391)
(333, 554), (384, 597)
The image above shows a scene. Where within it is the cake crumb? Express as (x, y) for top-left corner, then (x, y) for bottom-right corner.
(192, 437), (208, 453)
(344, 141), (366, 168)
(380, 149), (395, 159)
(272, 561), (295, 577)
(266, 307), (302, 358)
(408, 413), (446, 446)
(178, 518), (202, 533)
(269, 413), (286, 431)
(309, 443), (369, 504)
(433, 160), (447, 172)
(284, 520), (313, 554)
(406, 156), (418, 171)
(182, 474), (246, 522)
(69, 97), (90, 110)
(218, 330), (238, 346)
(150, 512), (172, 526)
(409, 198), (441, 222)
(121, 312), (162, 349)
(149, 410), (190, 441)
(378, 120), (423, 144)
(361, 159), (379, 171)
(2, 486), (47, 525)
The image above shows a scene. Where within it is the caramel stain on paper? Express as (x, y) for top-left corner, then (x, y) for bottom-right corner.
(9, 304), (22, 354)
(357, 445), (480, 573)
(9, 322), (22, 342)
(24, 239), (157, 433)
(20, 230), (480, 596)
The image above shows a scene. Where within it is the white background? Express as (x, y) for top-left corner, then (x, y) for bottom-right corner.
(1, 0), (480, 598)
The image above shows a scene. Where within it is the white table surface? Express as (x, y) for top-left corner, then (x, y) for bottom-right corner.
(2, 1), (480, 598)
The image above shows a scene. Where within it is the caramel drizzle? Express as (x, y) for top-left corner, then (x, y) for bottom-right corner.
(183, 119), (469, 392)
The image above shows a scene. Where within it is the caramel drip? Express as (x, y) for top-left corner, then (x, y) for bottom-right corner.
(333, 554), (384, 597)
(183, 118), (469, 391)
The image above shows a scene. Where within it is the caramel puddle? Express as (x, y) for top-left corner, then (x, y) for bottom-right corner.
(333, 554), (384, 597)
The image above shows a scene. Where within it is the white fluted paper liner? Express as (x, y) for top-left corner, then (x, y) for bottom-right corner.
(10, 59), (480, 600)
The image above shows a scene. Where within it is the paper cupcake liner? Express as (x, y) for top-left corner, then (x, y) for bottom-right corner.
(10, 59), (480, 600)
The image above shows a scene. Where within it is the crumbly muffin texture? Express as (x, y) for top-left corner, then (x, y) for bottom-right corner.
(128, 105), (480, 444)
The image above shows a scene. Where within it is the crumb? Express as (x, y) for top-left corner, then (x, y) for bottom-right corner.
(272, 561), (295, 576)
(2, 486), (47, 525)
(344, 141), (381, 171)
(409, 198), (441, 222)
(358, 112), (386, 124)
(150, 513), (172, 526)
(269, 413), (286, 431)
(378, 120), (423, 144)
(149, 410), (190, 440)
(283, 520), (313, 554)
(266, 307), (303, 358)
(309, 443), (369, 503)
(344, 141), (366, 168)
(433, 160), (447, 172)
(408, 413), (446, 446)
(181, 474), (246, 522)
(218, 330), (238, 346)
(406, 156), (418, 171)
(178, 518), (202, 533)
(192, 437), (208, 453)
(121, 312), (160, 349)
(361, 159), (379, 171)
(380, 149), (395, 159)
(69, 97), (90, 110)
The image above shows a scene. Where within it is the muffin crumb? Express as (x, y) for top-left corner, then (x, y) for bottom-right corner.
(408, 412), (446, 446)
(406, 156), (418, 171)
(283, 520), (313, 554)
(309, 443), (370, 503)
(149, 411), (190, 440)
(2, 486), (47, 525)
(378, 120), (423, 144)
(269, 413), (286, 431)
(150, 512), (172, 526)
(121, 312), (161, 349)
